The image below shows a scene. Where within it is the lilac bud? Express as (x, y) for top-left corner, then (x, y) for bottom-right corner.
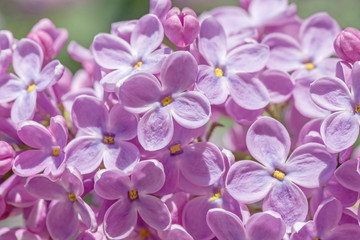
(0, 141), (14, 175)
(27, 30), (54, 64)
(239, 0), (252, 11)
(334, 27), (360, 63)
(164, 7), (200, 48)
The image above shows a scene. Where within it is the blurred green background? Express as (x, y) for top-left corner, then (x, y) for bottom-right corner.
(0, 0), (359, 73)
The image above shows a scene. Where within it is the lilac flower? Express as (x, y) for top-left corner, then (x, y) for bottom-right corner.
(195, 17), (270, 108)
(13, 115), (68, 179)
(310, 61), (360, 152)
(25, 167), (97, 240)
(118, 51), (211, 151)
(92, 14), (170, 92)
(66, 95), (139, 174)
(207, 208), (286, 240)
(226, 117), (336, 228)
(0, 39), (64, 123)
(0, 30), (14, 74)
(94, 160), (171, 239)
(334, 27), (360, 64)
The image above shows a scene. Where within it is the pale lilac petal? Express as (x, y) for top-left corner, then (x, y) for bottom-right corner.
(11, 90), (37, 123)
(226, 43), (269, 73)
(196, 65), (229, 105)
(300, 13), (340, 62)
(141, 47), (172, 73)
(246, 117), (290, 167)
(24, 199), (47, 233)
(6, 184), (38, 208)
(249, 0), (288, 25)
(285, 143), (337, 188)
(46, 201), (79, 240)
(94, 169), (130, 200)
(228, 73), (269, 110)
(155, 156), (179, 195)
(297, 119), (323, 145)
(104, 199), (137, 239)
(225, 98), (263, 126)
(226, 160), (276, 203)
(103, 141), (140, 174)
(314, 197), (342, 236)
(66, 137), (105, 174)
(310, 77), (353, 112)
(199, 17), (227, 66)
(325, 175), (358, 208)
(150, 0), (171, 21)
(17, 120), (53, 148)
(138, 195), (171, 230)
(118, 72), (161, 113)
(59, 167), (84, 197)
(131, 14), (164, 58)
(132, 160), (165, 194)
(335, 158), (360, 192)
(263, 181), (308, 228)
(108, 104), (137, 140)
(92, 33), (132, 69)
(100, 68), (133, 92)
(206, 208), (246, 240)
(326, 224), (360, 240)
(13, 150), (52, 177)
(49, 115), (68, 148)
(137, 108), (174, 151)
(165, 225), (194, 240)
(258, 70), (294, 103)
(13, 39), (43, 82)
(351, 61), (360, 103)
(0, 74), (24, 103)
(291, 221), (317, 240)
(160, 51), (197, 94)
(320, 112), (359, 152)
(170, 91), (211, 129)
(25, 175), (67, 200)
(74, 198), (97, 232)
(179, 142), (224, 187)
(36, 60), (64, 90)
(246, 211), (286, 240)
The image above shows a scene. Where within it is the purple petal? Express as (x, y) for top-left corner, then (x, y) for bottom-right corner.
(13, 39), (43, 82)
(118, 72), (161, 113)
(310, 76), (353, 112)
(92, 33), (132, 69)
(326, 224), (360, 240)
(94, 169), (130, 200)
(6, 183), (38, 208)
(137, 107), (174, 151)
(74, 198), (97, 232)
(246, 211), (286, 240)
(225, 98), (263, 126)
(226, 43), (269, 73)
(320, 111), (359, 152)
(100, 68), (133, 92)
(11, 90), (37, 123)
(13, 150), (52, 177)
(249, 0), (289, 25)
(131, 14), (164, 58)
(46, 201), (79, 240)
(314, 197), (342, 236)
(165, 224), (194, 240)
(227, 73), (269, 110)
(104, 199), (137, 239)
(226, 160), (276, 203)
(206, 208), (246, 240)
(150, 0), (171, 21)
(108, 104), (137, 140)
(49, 115), (68, 148)
(36, 60), (64, 90)
(179, 142), (224, 187)
(160, 51), (198, 94)
(155, 156), (179, 195)
(335, 159), (360, 192)
(17, 120), (53, 148)
(263, 181), (308, 228)
(132, 160), (165, 194)
(351, 61), (360, 104)
(25, 175), (66, 200)
(138, 195), (171, 230)
(285, 143), (337, 188)
(170, 91), (211, 129)
(59, 167), (84, 197)
(0, 74), (24, 103)
(196, 65), (229, 105)
(246, 117), (290, 167)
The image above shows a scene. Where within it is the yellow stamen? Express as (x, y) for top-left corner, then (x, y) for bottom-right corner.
(209, 188), (221, 202)
(53, 147), (60, 157)
(273, 170), (285, 181)
(356, 104), (360, 113)
(170, 144), (182, 155)
(27, 84), (36, 92)
(103, 136), (115, 144)
(133, 61), (143, 69)
(304, 63), (315, 71)
(215, 68), (223, 78)
(161, 96), (173, 107)
(139, 228), (151, 239)
(129, 189), (138, 200)
(68, 192), (77, 201)
(313, 238), (319, 240)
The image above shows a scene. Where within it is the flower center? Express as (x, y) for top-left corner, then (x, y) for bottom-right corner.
(52, 147), (60, 157)
(133, 61), (143, 69)
(129, 189), (138, 200)
(68, 192), (77, 201)
(139, 228), (151, 239)
(356, 104), (360, 113)
(304, 63), (315, 71)
(215, 68), (223, 78)
(209, 188), (221, 201)
(27, 84), (37, 92)
(161, 96), (173, 107)
(313, 238), (320, 240)
(273, 170), (285, 181)
(103, 133), (115, 144)
(170, 144), (182, 155)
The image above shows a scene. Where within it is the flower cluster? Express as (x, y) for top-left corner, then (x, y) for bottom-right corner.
(1, 0), (360, 239)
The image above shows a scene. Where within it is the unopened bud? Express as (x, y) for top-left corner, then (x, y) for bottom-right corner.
(334, 27), (360, 63)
